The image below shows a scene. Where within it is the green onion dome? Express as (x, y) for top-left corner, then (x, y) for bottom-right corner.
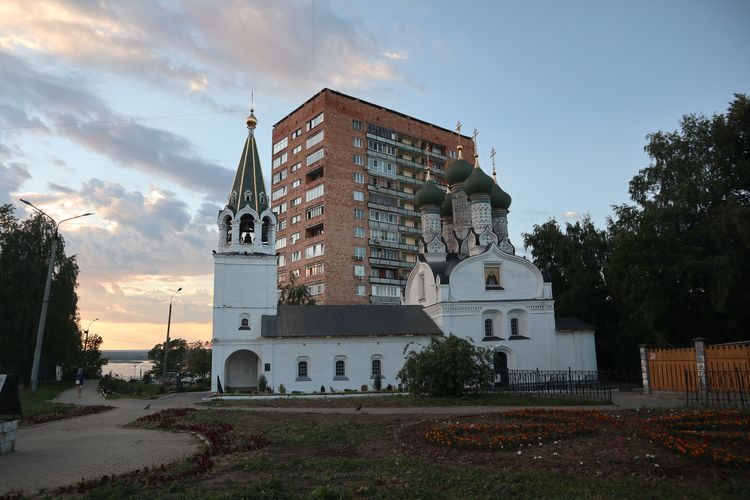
(414, 178), (445, 209)
(491, 182), (512, 210)
(463, 165), (495, 198)
(445, 158), (474, 186)
(441, 190), (453, 217)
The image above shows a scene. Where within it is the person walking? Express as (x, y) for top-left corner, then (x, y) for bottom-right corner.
(75, 368), (85, 397)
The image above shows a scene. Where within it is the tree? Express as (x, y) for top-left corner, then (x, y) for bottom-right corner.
(81, 332), (107, 378)
(397, 335), (493, 397)
(185, 340), (211, 379)
(608, 94), (750, 354)
(0, 204), (83, 385)
(148, 338), (189, 376)
(278, 278), (316, 305)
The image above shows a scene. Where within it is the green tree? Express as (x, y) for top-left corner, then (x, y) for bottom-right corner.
(278, 278), (316, 305)
(185, 340), (211, 379)
(608, 94), (750, 356)
(0, 204), (83, 385)
(397, 335), (493, 397)
(81, 332), (107, 378)
(148, 338), (189, 376)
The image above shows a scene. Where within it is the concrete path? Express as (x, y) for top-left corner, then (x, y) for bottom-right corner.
(0, 381), (204, 496)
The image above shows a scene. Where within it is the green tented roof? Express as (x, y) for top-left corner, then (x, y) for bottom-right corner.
(227, 131), (269, 214)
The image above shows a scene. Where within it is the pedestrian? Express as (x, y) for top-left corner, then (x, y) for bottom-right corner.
(76, 367), (85, 397)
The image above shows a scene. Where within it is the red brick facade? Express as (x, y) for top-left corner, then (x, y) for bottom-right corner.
(271, 89), (474, 304)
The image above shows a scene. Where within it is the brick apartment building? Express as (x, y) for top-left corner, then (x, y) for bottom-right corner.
(270, 89), (474, 304)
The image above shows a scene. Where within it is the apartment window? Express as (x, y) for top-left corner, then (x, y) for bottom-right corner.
(272, 137), (288, 155)
(291, 232), (300, 244)
(354, 246), (366, 259)
(354, 208), (365, 219)
(367, 157), (396, 176)
(305, 242), (324, 259)
(353, 137), (363, 148)
(356, 285), (367, 296)
(278, 219), (287, 231)
(354, 227), (365, 238)
(306, 148), (324, 166)
(306, 205), (324, 219)
(354, 265), (365, 277)
(306, 262), (324, 277)
(292, 144), (302, 155)
(370, 210), (398, 224)
(275, 237), (287, 250)
(291, 162), (301, 173)
(273, 202), (287, 214)
(352, 120), (362, 130)
(371, 229), (398, 242)
(306, 223), (324, 238)
(272, 169), (288, 184)
(291, 197), (302, 207)
(308, 282), (325, 295)
(277, 254), (286, 267)
(353, 191), (364, 202)
(292, 179), (301, 189)
(353, 154), (364, 165)
(306, 112), (324, 131)
(367, 139), (397, 156)
(272, 152), (288, 168)
(290, 269), (300, 278)
(291, 251), (301, 262)
(291, 214), (301, 224)
(306, 130), (324, 149)
(353, 172), (364, 184)
(272, 186), (287, 200)
(306, 184), (325, 202)
(292, 128), (302, 139)
(371, 284), (401, 297)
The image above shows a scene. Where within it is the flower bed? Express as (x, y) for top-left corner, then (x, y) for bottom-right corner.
(424, 409), (614, 450)
(23, 405), (114, 425)
(640, 409), (750, 468)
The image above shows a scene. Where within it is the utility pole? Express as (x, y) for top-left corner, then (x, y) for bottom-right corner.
(162, 287), (182, 379)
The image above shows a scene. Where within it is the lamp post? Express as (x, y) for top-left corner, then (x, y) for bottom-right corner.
(162, 287), (182, 379)
(21, 199), (93, 393)
(82, 317), (99, 373)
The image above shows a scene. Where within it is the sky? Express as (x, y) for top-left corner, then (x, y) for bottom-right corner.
(1, 0), (748, 350)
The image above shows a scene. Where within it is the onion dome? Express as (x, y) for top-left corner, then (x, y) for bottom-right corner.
(414, 177), (445, 209)
(441, 189), (453, 217)
(491, 182), (512, 210)
(463, 164), (494, 198)
(246, 108), (258, 130)
(445, 145), (474, 186)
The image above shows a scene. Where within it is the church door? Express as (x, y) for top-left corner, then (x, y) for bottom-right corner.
(494, 352), (509, 387)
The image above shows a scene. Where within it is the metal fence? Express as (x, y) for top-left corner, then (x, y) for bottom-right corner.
(685, 368), (750, 409)
(490, 369), (612, 402)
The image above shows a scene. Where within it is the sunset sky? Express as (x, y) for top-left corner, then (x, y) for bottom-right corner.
(1, 0), (748, 350)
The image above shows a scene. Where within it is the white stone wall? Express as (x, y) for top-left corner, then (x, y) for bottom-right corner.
(555, 331), (598, 371)
(0, 420), (17, 454)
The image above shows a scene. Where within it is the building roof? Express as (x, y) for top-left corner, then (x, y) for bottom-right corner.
(421, 253), (462, 284)
(555, 317), (595, 331)
(227, 116), (269, 214)
(261, 305), (442, 338)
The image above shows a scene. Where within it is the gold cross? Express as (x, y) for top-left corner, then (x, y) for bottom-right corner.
(455, 120), (462, 135)
(490, 147), (496, 168)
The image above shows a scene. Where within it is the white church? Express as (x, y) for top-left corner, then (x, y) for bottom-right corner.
(210, 110), (597, 393)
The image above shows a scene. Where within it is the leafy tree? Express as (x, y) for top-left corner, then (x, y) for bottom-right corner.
(81, 332), (107, 378)
(278, 278), (316, 305)
(148, 338), (189, 376)
(0, 204), (83, 385)
(608, 94), (750, 354)
(185, 340), (211, 378)
(397, 335), (493, 397)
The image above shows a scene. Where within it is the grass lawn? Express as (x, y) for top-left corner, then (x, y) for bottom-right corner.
(202, 392), (610, 408)
(65, 408), (750, 499)
(18, 381), (75, 419)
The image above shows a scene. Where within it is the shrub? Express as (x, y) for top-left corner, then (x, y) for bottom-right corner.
(258, 374), (268, 392)
(397, 335), (494, 397)
(320, 385), (326, 393)
(360, 384), (369, 392)
(278, 384), (287, 394)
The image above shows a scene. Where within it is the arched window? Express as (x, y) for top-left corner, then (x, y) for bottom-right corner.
(261, 216), (273, 244)
(297, 361), (308, 378)
(335, 359), (346, 377)
(244, 190), (253, 202)
(484, 318), (494, 337)
(371, 359), (381, 377)
(223, 215), (233, 243)
(239, 214), (255, 244)
(510, 317), (519, 337)
(239, 317), (250, 330)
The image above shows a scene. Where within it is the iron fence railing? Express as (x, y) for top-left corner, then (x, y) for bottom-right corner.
(489, 369), (612, 402)
(685, 368), (750, 409)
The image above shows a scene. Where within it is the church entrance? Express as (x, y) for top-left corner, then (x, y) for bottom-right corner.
(494, 351), (509, 387)
(225, 349), (259, 390)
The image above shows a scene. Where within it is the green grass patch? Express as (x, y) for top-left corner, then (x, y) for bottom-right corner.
(19, 381), (75, 418)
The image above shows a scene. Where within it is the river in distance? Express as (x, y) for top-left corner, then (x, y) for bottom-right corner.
(102, 360), (154, 381)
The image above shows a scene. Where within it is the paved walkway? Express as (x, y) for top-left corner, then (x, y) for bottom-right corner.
(0, 385), (684, 495)
(0, 381), (203, 496)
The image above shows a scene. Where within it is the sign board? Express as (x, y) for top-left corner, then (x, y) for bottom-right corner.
(0, 374), (22, 420)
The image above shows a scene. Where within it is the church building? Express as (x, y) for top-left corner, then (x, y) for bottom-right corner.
(210, 110), (597, 393)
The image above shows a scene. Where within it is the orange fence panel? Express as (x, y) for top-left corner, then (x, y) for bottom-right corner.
(647, 347), (696, 392)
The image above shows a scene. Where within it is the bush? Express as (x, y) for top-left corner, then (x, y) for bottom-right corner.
(320, 385), (326, 393)
(360, 384), (369, 392)
(278, 383), (287, 394)
(258, 374), (268, 392)
(397, 335), (494, 397)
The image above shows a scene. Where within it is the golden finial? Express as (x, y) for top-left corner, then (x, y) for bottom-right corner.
(490, 147), (497, 183)
(472, 128), (480, 167)
(245, 91), (257, 132)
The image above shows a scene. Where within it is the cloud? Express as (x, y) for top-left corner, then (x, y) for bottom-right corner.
(384, 51), (408, 60)
(0, 160), (31, 203)
(563, 210), (580, 219)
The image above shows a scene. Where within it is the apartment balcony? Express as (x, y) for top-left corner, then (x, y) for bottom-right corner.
(369, 276), (407, 286)
(369, 295), (402, 305)
(365, 133), (448, 161)
(369, 257), (414, 270)
(368, 238), (418, 252)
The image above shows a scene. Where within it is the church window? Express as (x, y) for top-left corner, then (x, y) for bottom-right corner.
(334, 358), (347, 379)
(239, 316), (250, 330)
(239, 214), (255, 244)
(259, 192), (266, 204)
(223, 215), (232, 243)
(353, 191), (364, 201)
(371, 359), (382, 378)
(261, 216), (272, 244)
(510, 318), (519, 337)
(417, 273), (425, 300)
(306, 130), (324, 149)
(484, 319), (494, 337)
(230, 191), (237, 204)
(244, 190), (253, 202)
(297, 360), (309, 380)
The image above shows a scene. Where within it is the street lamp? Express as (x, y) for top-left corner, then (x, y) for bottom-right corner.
(162, 287), (182, 379)
(20, 198), (94, 393)
(82, 317), (99, 371)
